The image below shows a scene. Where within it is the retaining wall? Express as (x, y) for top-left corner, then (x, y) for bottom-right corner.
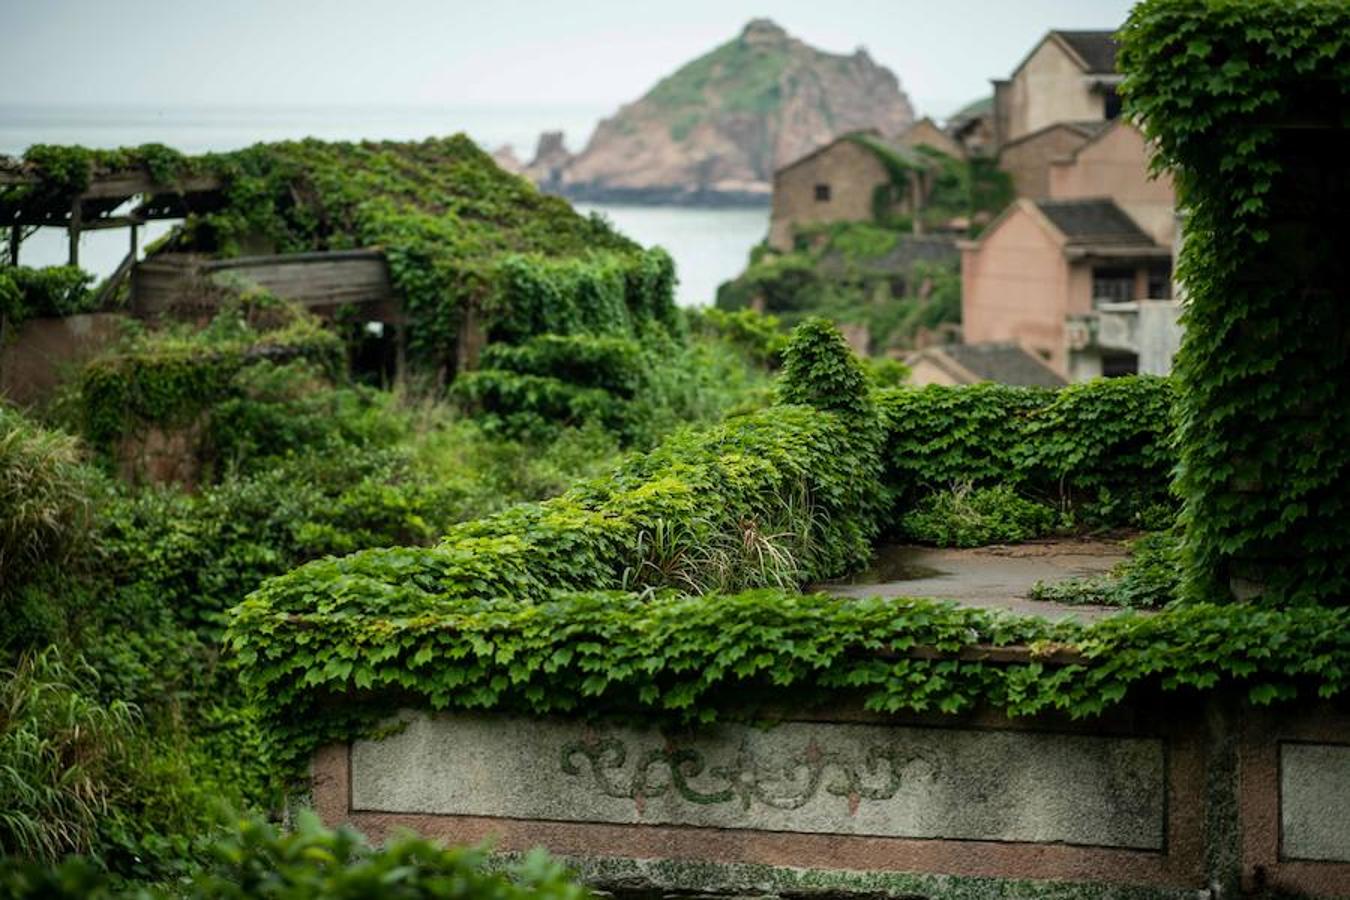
(311, 696), (1350, 898)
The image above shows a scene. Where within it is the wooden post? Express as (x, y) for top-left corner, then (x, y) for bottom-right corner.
(7, 224), (18, 266)
(130, 222), (139, 261)
(68, 198), (82, 267)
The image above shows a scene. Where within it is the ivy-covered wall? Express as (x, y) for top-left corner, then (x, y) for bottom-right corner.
(1120, 0), (1350, 607)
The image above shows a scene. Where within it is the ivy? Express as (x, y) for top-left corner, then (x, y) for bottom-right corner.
(1120, 0), (1350, 605)
(79, 304), (343, 447)
(877, 377), (1178, 530)
(229, 585), (1350, 779)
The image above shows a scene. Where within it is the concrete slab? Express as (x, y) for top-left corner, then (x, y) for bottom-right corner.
(819, 540), (1132, 622)
(1281, 742), (1350, 862)
(350, 712), (1167, 849)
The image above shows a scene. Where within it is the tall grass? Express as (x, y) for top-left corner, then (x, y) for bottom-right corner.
(0, 407), (98, 589)
(0, 649), (137, 862)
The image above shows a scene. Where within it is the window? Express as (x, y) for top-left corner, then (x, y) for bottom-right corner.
(1146, 264), (1172, 299)
(1102, 352), (1139, 378)
(814, 183), (831, 202)
(1104, 87), (1123, 120)
(1092, 266), (1136, 305)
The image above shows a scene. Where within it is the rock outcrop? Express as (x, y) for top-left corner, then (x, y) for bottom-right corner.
(522, 131), (573, 192)
(540, 19), (914, 205)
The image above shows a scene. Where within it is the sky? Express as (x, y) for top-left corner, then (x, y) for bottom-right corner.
(2, 0), (1135, 119)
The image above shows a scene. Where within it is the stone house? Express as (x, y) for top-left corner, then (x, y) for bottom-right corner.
(766, 123), (962, 251)
(959, 197), (1171, 377)
(992, 30), (1122, 148)
(767, 132), (894, 251)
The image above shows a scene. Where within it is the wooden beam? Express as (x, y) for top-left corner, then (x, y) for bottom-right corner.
(68, 198), (82, 267)
(7, 223), (17, 266)
(78, 215), (145, 232)
(130, 222), (139, 261)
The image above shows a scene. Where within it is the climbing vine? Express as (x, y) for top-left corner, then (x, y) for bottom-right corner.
(1120, 0), (1350, 605)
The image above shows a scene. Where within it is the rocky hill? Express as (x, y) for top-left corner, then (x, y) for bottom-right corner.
(530, 19), (914, 205)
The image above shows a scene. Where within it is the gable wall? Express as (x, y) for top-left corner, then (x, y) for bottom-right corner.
(768, 141), (890, 250)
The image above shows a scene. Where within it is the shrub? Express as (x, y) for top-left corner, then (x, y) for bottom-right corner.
(79, 309), (343, 448)
(0, 813), (592, 900)
(0, 266), (98, 325)
(777, 316), (872, 424)
(900, 483), (1058, 547)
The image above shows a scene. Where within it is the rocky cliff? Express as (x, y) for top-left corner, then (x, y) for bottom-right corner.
(534, 19), (914, 205)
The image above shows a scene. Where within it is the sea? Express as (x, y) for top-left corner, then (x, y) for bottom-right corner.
(0, 104), (768, 307)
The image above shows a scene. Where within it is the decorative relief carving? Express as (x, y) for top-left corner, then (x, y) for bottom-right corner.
(560, 736), (938, 812)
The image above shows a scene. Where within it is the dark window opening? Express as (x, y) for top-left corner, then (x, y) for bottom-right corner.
(1104, 87), (1123, 120)
(1102, 351), (1139, 378)
(1146, 264), (1172, 299)
(814, 183), (831, 202)
(1092, 266), (1136, 305)
(349, 320), (399, 388)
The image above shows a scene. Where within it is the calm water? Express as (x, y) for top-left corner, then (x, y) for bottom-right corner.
(0, 104), (766, 306)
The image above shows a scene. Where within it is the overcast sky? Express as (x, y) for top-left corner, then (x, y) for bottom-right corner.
(2, 0), (1134, 119)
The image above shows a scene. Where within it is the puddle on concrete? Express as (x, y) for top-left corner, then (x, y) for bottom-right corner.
(839, 545), (947, 585)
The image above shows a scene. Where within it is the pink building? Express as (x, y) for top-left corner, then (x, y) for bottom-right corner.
(960, 197), (1170, 377)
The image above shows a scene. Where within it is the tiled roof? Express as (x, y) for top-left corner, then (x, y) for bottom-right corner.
(1053, 30), (1118, 74)
(941, 343), (1067, 388)
(1035, 199), (1154, 246)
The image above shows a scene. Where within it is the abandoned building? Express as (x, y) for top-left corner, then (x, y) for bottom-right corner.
(959, 197), (1175, 378)
(992, 30), (1122, 148)
(905, 341), (1067, 388)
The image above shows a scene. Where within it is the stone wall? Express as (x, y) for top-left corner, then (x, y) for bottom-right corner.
(0, 313), (124, 407)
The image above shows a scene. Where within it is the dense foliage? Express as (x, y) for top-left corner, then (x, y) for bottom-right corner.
(1120, 0), (1350, 606)
(79, 300), (344, 449)
(877, 378), (1178, 533)
(232, 584), (1349, 779)
(5, 137), (669, 367)
(899, 484), (1059, 548)
(0, 266), (98, 327)
(0, 813), (590, 900)
(716, 223), (962, 354)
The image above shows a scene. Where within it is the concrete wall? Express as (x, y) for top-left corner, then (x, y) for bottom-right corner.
(0, 313), (125, 407)
(961, 203), (1069, 372)
(1004, 39), (1105, 143)
(1049, 123), (1177, 246)
(312, 699), (1350, 898)
(768, 141), (890, 251)
(998, 125), (1093, 200)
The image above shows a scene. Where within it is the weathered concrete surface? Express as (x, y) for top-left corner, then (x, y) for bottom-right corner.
(820, 540), (1129, 621)
(1280, 742), (1350, 862)
(351, 713), (1165, 849)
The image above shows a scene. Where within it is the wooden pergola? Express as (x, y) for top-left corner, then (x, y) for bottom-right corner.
(1, 166), (224, 275)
